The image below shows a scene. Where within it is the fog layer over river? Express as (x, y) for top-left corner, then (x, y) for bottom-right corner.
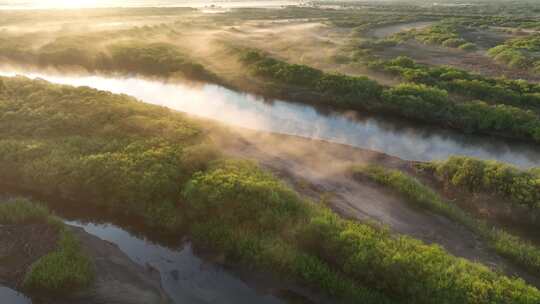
(1, 69), (539, 167)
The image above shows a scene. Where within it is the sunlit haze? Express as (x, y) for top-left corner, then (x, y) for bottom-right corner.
(0, 0), (299, 9)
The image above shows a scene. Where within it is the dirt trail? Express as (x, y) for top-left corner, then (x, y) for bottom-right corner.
(211, 127), (540, 286)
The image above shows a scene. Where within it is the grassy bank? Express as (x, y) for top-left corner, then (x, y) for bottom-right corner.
(240, 49), (540, 143)
(353, 164), (540, 276)
(1, 76), (540, 303)
(0, 198), (94, 294)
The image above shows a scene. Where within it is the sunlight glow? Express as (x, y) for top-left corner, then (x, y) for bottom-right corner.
(42, 0), (108, 9)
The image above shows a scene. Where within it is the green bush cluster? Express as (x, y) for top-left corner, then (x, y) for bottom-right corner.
(371, 56), (540, 111)
(431, 156), (540, 210)
(0, 198), (94, 294)
(241, 50), (383, 103)
(488, 34), (540, 73)
(242, 50), (540, 142)
(107, 42), (215, 80)
(353, 164), (540, 275)
(183, 160), (394, 303)
(183, 160), (540, 303)
(24, 229), (94, 294)
(382, 83), (540, 141)
(0, 36), (216, 82)
(393, 22), (477, 51)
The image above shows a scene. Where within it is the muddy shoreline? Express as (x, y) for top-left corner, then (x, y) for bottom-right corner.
(0, 206), (170, 304)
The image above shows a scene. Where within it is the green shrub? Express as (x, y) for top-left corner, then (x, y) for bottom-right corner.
(353, 164), (540, 275)
(242, 50), (540, 143)
(107, 42), (215, 81)
(0, 76), (215, 228)
(433, 156), (540, 210)
(459, 43), (477, 51)
(487, 34), (540, 72)
(184, 160), (540, 303)
(240, 49), (382, 102)
(24, 229), (94, 293)
(0, 198), (95, 294)
(183, 160), (309, 232)
(381, 83), (450, 119)
(0, 198), (49, 224)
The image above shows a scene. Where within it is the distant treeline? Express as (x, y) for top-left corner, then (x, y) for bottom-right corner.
(0, 36), (217, 82)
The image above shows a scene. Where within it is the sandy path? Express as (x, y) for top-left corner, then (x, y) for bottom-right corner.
(211, 127), (540, 286)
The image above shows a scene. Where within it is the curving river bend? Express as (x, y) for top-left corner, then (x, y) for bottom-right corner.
(1, 69), (539, 167)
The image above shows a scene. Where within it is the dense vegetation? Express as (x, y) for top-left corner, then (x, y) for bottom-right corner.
(241, 50), (540, 142)
(241, 49), (383, 103)
(488, 34), (540, 74)
(0, 198), (94, 294)
(353, 165), (540, 275)
(392, 21), (477, 51)
(0, 35), (217, 82)
(0, 76), (213, 229)
(1, 76), (540, 303)
(427, 156), (540, 212)
(370, 56), (540, 111)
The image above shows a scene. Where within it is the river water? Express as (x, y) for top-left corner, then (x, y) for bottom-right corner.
(67, 221), (289, 304)
(0, 218), (297, 304)
(1, 69), (539, 167)
(0, 287), (31, 304)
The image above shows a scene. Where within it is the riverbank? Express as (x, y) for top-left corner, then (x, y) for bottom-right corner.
(209, 126), (540, 287)
(0, 199), (169, 304)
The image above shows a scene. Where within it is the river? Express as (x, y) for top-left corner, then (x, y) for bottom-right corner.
(0, 287), (31, 304)
(0, 216), (305, 304)
(0, 69), (538, 167)
(66, 221), (290, 304)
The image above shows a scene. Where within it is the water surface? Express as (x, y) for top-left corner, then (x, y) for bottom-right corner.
(0, 287), (31, 304)
(67, 221), (286, 304)
(0, 69), (539, 167)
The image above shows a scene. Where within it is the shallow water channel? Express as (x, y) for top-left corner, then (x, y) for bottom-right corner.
(67, 221), (289, 304)
(0, 218), (296, 304)
(1, 69), (539, 167)
(0, 287), (31, 304)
